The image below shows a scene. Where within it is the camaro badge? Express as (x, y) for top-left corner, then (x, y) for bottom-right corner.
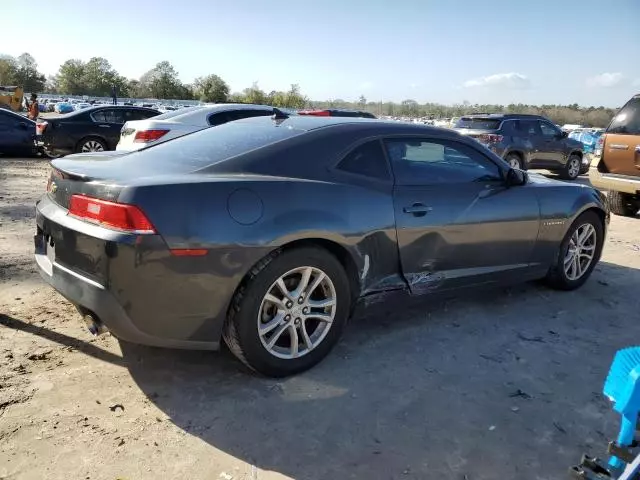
(50, 182), (57, 193)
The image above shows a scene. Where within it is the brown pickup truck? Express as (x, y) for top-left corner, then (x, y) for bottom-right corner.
(589, 93), (640, 217)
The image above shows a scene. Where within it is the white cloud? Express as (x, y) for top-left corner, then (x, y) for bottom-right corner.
(462, 72), (530, 89)
(586, 72), (625, 88)
(359, 81), (373, 90)
(409, 83), (420, 88)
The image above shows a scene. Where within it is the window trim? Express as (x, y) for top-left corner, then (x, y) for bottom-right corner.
(330, 137), (393, 184)
(382, 135), (507, 187)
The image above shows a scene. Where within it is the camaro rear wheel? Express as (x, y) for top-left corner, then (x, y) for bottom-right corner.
(223, 247), (350, 377)
(544, 211), (604, 290)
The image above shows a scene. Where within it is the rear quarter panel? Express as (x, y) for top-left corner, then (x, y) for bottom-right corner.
(114, 176), (399, 341)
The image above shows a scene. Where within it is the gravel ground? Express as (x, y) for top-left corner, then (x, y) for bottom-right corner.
(0, 157), (639, 480)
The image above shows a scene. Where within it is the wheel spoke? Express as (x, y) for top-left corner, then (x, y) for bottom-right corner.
(306, 272), (325, 296)
(574, 254), (582, 278)
(564, 251), (574, 265)
(289, 325), (299, 357)
(307, 297), (336, 309)
(300, 320), (313, 350)
(264, 293), (286, 310)
(307, 312), (333, 324)
(267, 323), (289, 349)
(580, 243), (595, 251)
(292, 267), (313, 298)
(276, 278), (294, 301)
(259, 311), (285, 336)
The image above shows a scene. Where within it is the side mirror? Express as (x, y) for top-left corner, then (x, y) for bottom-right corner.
(559, 131), (568, 138)
(506, 168), (527, 186)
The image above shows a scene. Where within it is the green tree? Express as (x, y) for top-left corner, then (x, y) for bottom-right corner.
(14, 53), (46, 92)
(193, 74), (229, 103)
(141, 61), (184, 99)
(55, 59), (87, 95)
(0, 55), (17, 85)
(242, 82), (266, 104)
(82, 57), (128, 97)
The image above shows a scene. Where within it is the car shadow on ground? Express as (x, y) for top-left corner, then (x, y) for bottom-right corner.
(102, 261), (639, 479)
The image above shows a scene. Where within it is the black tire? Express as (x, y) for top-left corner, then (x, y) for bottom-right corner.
(505, 153), (524, 170)
(560, 153), (582, 180)
(608, 191), (639, 217)
(75, 136), (107, 154)
(223, 246), (351, 377)
(544, 211), (604, 290)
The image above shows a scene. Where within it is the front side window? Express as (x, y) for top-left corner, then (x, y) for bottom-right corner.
(337, 140), (389, 181)
(519, 120), (540, 136)
(385, 139), (502, 186)
(539, 121), (560, 138)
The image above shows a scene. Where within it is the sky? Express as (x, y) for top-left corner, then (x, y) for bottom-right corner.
(4, 0), (639, 106)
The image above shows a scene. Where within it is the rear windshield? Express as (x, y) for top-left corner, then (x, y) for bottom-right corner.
(454, 117), (502, 130)
(153, 106), (203, 120)
(608, 96), (640, 135)
(128, 117), (304, 174)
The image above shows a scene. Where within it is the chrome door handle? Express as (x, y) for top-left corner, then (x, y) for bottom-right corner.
(97, 124), (110, 128)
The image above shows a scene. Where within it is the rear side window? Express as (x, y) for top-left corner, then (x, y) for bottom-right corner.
(128, 109), (159, 120)
(519, 120), (540, 135)
(208, 111), (233, 126)
(608, 96), (640, 135)
(337, 141), (389, 181)
(454, 118), (502, 130)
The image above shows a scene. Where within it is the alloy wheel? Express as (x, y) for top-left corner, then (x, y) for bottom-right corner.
(567, 158), (580, 178)
(257, 266), (337, 359)
(563, 223), (597, 281)
(81, 140), (104, 152)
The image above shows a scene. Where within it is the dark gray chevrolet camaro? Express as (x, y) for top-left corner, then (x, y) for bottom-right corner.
(34, 114), (609, 376)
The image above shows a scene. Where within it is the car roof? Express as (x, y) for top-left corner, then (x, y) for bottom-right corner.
(231, 114), (462, 136)
(61, 105), (160, 117)
(460, 113), (547, 120)
(143, 103), (274, 125)
(0, 108), (35, 124)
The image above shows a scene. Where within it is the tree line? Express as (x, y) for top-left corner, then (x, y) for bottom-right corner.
(0, 52), (617, 126)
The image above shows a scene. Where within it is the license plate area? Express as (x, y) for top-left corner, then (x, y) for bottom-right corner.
(34, 227), (55, 264)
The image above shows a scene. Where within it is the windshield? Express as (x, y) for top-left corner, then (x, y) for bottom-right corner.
(454, 117), (502, 130)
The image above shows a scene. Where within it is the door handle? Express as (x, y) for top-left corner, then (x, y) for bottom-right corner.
(403, 203), (433, 216)
(97, 124), (110, 128)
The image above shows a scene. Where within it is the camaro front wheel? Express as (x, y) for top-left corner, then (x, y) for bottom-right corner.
(223, 247), (350, 377)
(544, 211), (604, 290)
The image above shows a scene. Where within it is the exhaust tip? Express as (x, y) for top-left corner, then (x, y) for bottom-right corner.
(82, 313), (108, 336)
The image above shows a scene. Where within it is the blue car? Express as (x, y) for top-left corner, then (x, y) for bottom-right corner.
(568, 129), (604, 154)
(0, 109), (37, 156)
(54, 102), (74, 114)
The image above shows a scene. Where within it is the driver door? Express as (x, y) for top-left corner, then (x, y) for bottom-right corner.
(387, 137), (541, 293)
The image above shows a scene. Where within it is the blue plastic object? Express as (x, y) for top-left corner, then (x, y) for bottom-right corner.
(603, 346), (640, 469)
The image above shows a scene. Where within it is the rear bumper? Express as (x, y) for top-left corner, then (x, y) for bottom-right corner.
(589, 163), (640, 195)
(34, 195), (221, 350)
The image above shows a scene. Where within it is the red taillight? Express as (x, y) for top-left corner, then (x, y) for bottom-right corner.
(298, 110), (331, 117)
(36, 121), (48, 135)
(68, 195), (156, 234)
(478, 134), (504, 144)
(133, 129), (170, 143)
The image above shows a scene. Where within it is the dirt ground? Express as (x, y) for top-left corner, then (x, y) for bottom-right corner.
(1, 157), (639, 480)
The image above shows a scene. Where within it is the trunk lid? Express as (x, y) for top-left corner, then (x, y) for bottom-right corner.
(48, 152), (129, 208)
